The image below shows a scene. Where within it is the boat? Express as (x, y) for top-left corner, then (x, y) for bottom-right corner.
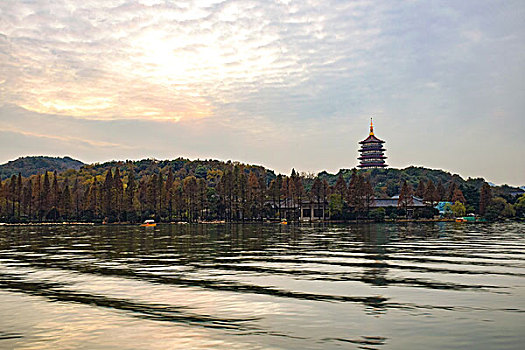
(141, 219), (157, 227)
(456, 216), (487, 223)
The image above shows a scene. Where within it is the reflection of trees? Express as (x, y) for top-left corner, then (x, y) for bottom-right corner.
(356, 224), (390, 314)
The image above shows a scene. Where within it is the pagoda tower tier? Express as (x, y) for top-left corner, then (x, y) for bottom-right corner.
(358, 118), (388, 169)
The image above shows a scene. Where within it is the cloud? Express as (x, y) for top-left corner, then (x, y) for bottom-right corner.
(0, 1), (524, 185)
(0, 0), (388, 121)
(0, 126), (130, 149)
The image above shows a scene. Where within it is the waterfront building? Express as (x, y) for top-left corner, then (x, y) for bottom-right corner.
(358, 119), (387, 168)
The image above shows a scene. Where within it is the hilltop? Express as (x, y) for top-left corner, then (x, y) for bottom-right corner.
(0, 156), (85, 180)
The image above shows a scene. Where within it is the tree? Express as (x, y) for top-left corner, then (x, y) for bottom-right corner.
(157, 171), (164, 217)
(87, 177), (99, 220)
(415, 179), (426, 198)
(42, 171), (50, 216)
(479, 182), (492, 215)
(423, 180), (438, 206)
(72, 176), (81, 220)
(51, 171), (59, 220)
(61, 181), (71, 220)
(247, 172), (260, 220)
(321, 179), (330, 220)
(436, 181), (446, 202)
(125, 168), (137, 220)
(334, 173), (347, 200)
(328, 194), (343, 219)
(363, 180), (375, 215)
(165, 168), (174, 220)
(268, 177), (281, 219)
(102, 169), (114, 219)
(347, 170), (365, 216)
(514, 194), (525, 218)
(451, 201), (466, 217)
(113, 168), (124, 222)
(310, 178), (322, 220)
(183, 176), (198, 222)
(23, 178), (33, 219)
(452, 188), (466, 204)
(486, 197), (515, 220)
(9, 175), (16, 219)
(16, 173), (22, 218)
(197, 178), (207, 220)
(146, 174), (158, 216)
(398, 181), (413, 217)
(443, 202), (453, 218)
(369, 208), (386, 222)
(294, 175), (305, 220)
(33, 174), (42, 221)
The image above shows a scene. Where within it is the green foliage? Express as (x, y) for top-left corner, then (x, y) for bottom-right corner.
(369, 208), (386, 222)
(328, 194), (343, 219)
(414, 206), (438, 219)
(0, 156), (84, 180)
(485, 197), (515, 221)
(514, 194), (525, 218)
(443, 203), (453, 218)
(451, 201), (466, 217)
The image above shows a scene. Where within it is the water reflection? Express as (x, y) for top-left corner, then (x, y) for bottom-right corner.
(1, 222), (525, 349)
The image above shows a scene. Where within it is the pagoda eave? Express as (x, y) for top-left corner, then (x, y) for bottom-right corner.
(357, 164), (388, 168)
(358, 156), (387, 160)
(359, 140), (385, 144)
(359, 148), (386, 152)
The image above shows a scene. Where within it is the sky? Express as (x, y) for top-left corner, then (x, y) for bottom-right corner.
(0, 0), (524, 186)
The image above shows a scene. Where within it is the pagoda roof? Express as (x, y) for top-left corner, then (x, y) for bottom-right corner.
(359, 134), (385, 144)
(358, 163), (388, 168)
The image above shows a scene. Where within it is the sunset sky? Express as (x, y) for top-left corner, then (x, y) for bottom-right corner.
(1, 0), (524, 185)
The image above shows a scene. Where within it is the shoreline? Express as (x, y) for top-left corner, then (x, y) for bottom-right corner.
(0, 218), (506, 226)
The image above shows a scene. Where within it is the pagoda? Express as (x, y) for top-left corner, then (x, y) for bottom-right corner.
(358, 118), (387, 168)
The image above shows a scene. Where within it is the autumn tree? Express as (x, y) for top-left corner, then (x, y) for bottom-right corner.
(479, 182), (492, 215)
(363, 180), (375, 215)
(61, 180), (71, 219)
(183, 176), (198, 222)
(334, 173), (347, 201)
(452, 188), (466, 204)
(436, 181), (446, 202)
(125, 169), (137, 220)
(415, 179), (426, 198)
(398, 181), (414, 217)
(310, 177), (322, 219)
(423, 180), (438, 206)
(113, 168), (124, 221)
(102, 169), (114, 219)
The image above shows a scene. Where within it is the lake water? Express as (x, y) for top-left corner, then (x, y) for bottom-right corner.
(0, 222), (524, 349)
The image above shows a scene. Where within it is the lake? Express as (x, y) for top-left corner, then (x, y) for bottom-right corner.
(1, 222), (524, 349)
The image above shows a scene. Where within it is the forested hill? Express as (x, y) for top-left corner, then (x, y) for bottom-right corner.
(2, 156), (522, 198)
(0, 156), (84, 180)
(0, 156), (523, 222)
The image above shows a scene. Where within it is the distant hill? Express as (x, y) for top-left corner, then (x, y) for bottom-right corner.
(0, 156), (85, 180)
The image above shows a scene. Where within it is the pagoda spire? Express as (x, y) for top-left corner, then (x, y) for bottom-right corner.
(369, 117), (374, 135)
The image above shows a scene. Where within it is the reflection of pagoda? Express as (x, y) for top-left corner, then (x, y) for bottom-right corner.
(358, 118), (387, 168)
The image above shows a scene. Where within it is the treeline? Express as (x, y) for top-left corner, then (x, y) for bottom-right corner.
(0, 159), (522, 223)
